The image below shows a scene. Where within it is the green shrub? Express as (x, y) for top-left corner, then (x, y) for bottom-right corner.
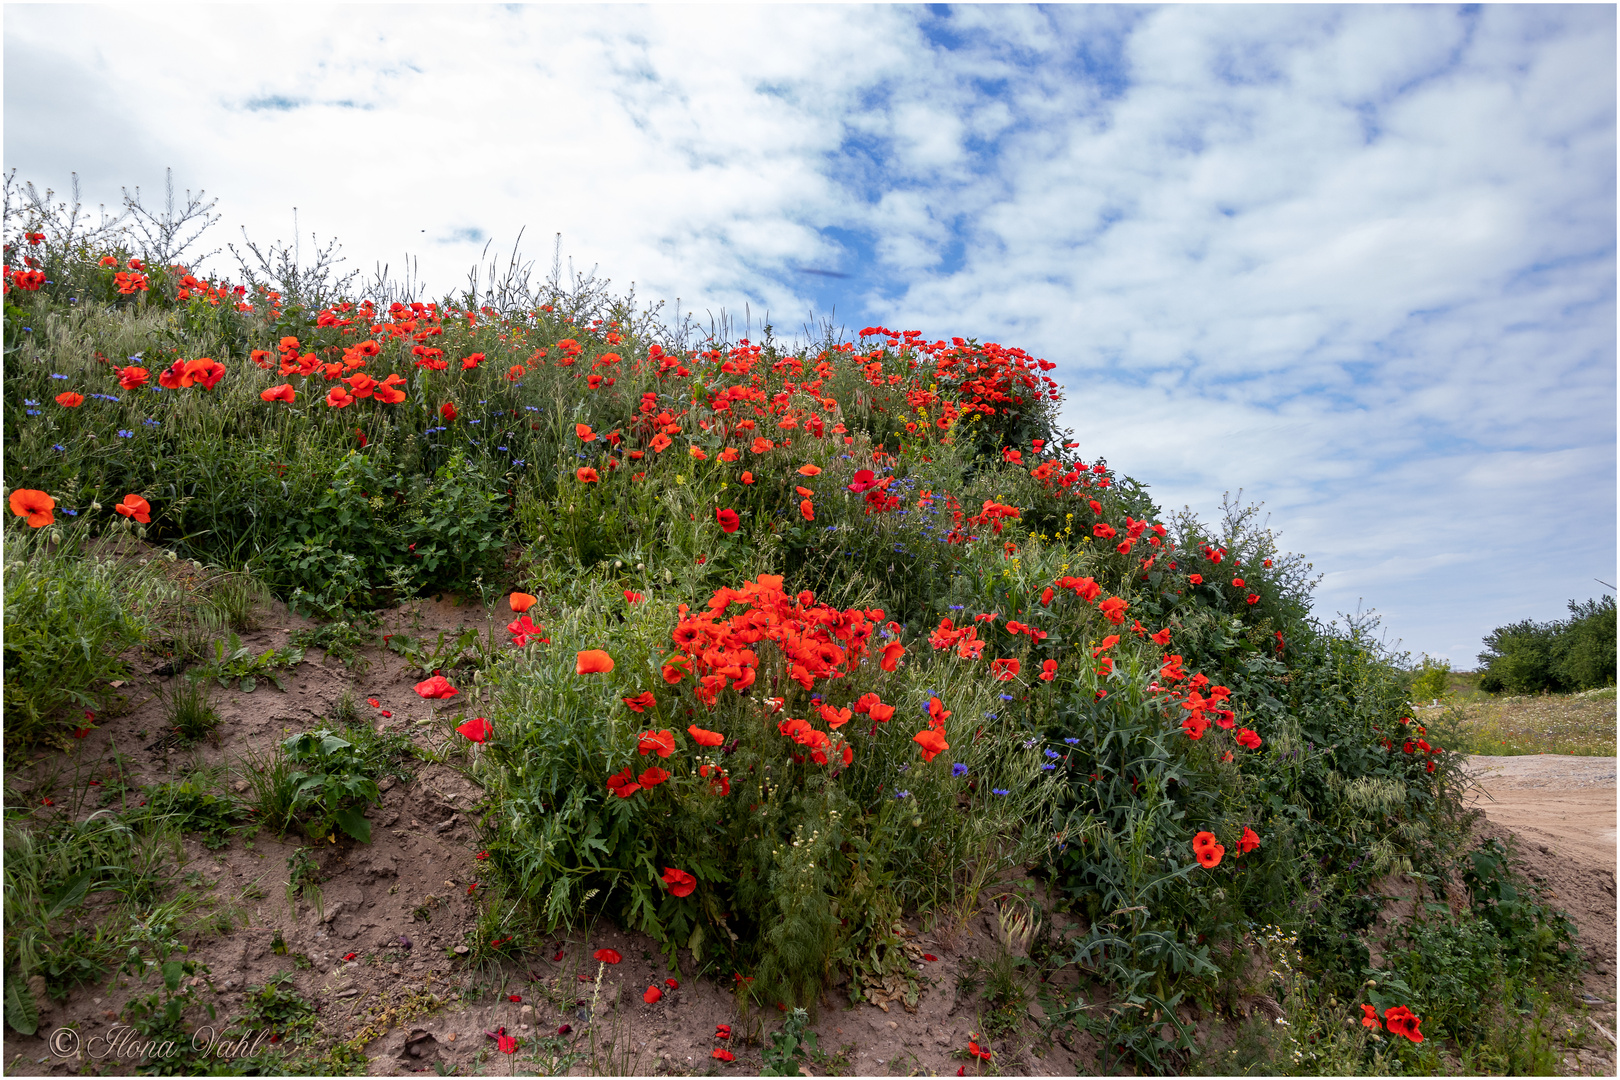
(1478, 595), (1616, 694)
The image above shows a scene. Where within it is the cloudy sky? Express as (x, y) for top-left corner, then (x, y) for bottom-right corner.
(6, 4), (1614, 666)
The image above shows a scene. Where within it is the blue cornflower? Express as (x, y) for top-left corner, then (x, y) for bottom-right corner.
(1044, 749), (1060, 759)
(525, 406), (538, 412)
(999, 694), (1014, 702)
(61, 508), (77, 516)
(497, 446), (508, 452)
(895, 790), (911, 800)
(52, 444), (64, 452)
(26, 409), (40, 416)
(143, 418), (158, 426)
(1040, 764), (1056, 771)
(991, 788), (1009, 796)
(985, 713), (998, 720)
(1064, 737), (1080, 745)
(128, 354), (144, 361)
(951, 763), (968, 778)
(512, 460), (526, 467)
(24, 399), (38, 406)
(469, 419), (481, 425)
(50, 373), (67, 380)
(116, 429), (134, 438)
(948, 605), (964, 611)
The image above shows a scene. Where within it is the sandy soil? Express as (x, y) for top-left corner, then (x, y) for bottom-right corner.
(1464, 755), (1618, 1075)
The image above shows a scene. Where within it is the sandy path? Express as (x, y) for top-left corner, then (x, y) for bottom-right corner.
(1463, 755), (1617, 1074)
(1465, 755), (1617, 871)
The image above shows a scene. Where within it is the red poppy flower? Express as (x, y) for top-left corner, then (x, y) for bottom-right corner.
(913, 729), (949, 762)
(638, 730), (676, 757)
(507, 615), (544, 646)
(260, 383), (296, 403)
(343, 952), (357, 961)
(712, 1049), (735, 1062)
(1194, 837), (1224, 868)
(115, 494), (152, 524)
(475, 850), (488, 859)
(1247, 594), (1260, 605)
(325, 386), (355, 408)
(740, 470), (754, 484)
(1151, 627), (1172, 646)
(638, 766), (670, 788)
(624, 692), (658, 713)
(439, 401), (458, 422)
(1040, 659), (1058, 682)
(923, 953), (939, 961)
(688, 725), (725, 747)
(661, 867), (697, 897)
(9, 489), (55, 529)
(593, 948), (622, 964)
(797, 464), (821, 476)
(869, 702), (895, 722)
(1237, 827), (1260, 854)
(715, 1024), (732, 1040)
(576, 423), (596, 441)
(508, 994), (522, 1003)
(1098, 597), (1128, 625)
(606, 767), (641, 798)
(576, 649), (614, 674)
(968, 1038), (992, 1061)
(54, 391), (84, 407)
(661, 657), (690, 684)
(990, 658), (1021, 681)
(1361, 1004), (1382, 1030)
(115, 366), (151, 390)
(1188, 574), (1203, 585)
(881, 640), (904, 671)
(510, 591), (538, 613)
(799, 498), (814, 521)
(183, 357), (227, 390)
(665, 978), (679, 989)
(716, 508), (740, 533)
(415, 675), (458, 699)
(651, 433), (673, 453)
(1383, 1006), (1423, 1043)
(577, 467), (600, 483)
(497, 1034), (518, 1054)
(1234, 728), (1262, 750)
(457, 717), (494, 743)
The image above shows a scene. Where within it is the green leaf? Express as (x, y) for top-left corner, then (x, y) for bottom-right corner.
(332, 807), (372, 844)
(5, 976), (39, 1036)
(162, 960), (184, 992)
(241, 676), (256, 693)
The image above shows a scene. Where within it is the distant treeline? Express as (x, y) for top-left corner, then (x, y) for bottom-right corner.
(1477, 596), (1616, 694)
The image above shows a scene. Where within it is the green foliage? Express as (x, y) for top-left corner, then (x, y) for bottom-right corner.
(277, 729), (383, 843)
(1461, 837), (1579, 981)
(240, 971), (317, 1042)
(140, 775), (245, 849)
(194, 631), (304, 693)
(1409, 654), (1451, 701)
(164, 677), (222, 745)
(761, 1007), (819, 1076)
(2, 533), (150, 745)
(1478, 595), (1617, 694)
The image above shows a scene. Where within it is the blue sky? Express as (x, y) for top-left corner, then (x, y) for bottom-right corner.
(5, 4), (1614, 666)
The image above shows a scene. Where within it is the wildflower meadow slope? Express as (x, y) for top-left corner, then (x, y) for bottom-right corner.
(2, 178), (1588, 1074)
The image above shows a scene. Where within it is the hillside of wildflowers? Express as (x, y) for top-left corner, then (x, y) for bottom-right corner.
(2, 178), (1590, 1074)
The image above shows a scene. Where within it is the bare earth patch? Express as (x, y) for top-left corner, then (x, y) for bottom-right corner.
(1465, 754), (1618, 1075)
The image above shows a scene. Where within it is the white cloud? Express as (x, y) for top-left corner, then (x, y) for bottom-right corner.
(4, 3), (1612, 664)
